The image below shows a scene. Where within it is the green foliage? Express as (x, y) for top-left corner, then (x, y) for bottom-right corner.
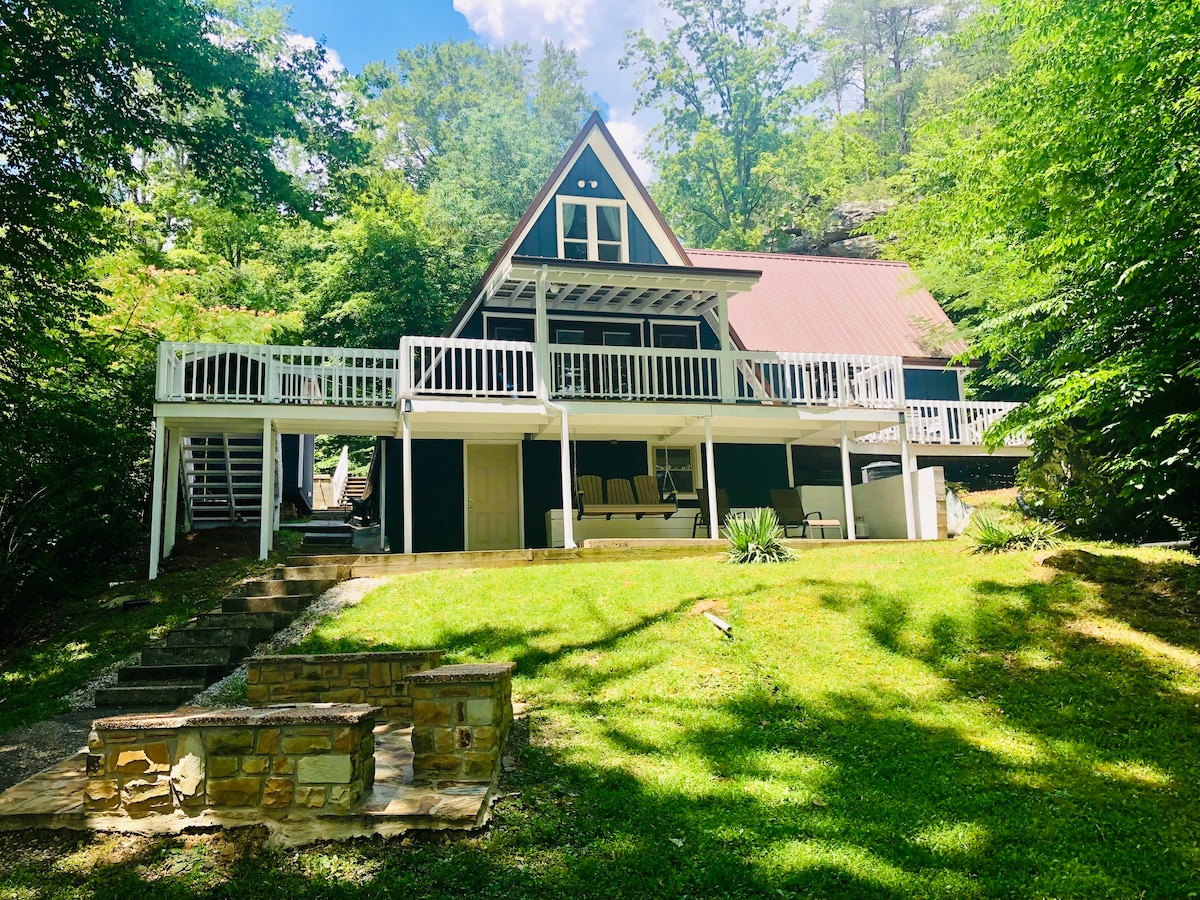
(622, 0), (814, 248)
(889, 0), (1200, 539)
(724, 507), (796, 563)
(965, 511), (1063, 553)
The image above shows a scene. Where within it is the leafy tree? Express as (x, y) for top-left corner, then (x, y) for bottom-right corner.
(622, 0), (815, 248)
(299, 176), (464, 348)
(0, 0), (355, 614)
(889, 0), (1200, 539)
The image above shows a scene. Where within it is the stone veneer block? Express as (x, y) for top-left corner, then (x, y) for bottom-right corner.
(86, 704), (379, 819)
(407, 664), (515, 785)
(243, 651), (445, 724)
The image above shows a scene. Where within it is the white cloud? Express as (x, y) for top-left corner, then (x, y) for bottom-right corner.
(454, 0), (665, 177)
(286, 33), (346, 81)
(605, 116), (654, 185)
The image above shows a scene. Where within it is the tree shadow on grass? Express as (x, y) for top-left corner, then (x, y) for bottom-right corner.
(4, 555), (1199, 898)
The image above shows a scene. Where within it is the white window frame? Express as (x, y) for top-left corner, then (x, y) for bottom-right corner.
(649, 320), (702, 350)
(648, 443), (701, 500)
(555, 196), (629, 263)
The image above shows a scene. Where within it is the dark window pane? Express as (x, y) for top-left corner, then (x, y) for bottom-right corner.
(564, 240), (588, 260)
(603, 332), (634, 346)
(596, 205), (621, 241)
(555, 329), (586, 345)
(597, 242), (621, 262)
(563, 203), (588, 240)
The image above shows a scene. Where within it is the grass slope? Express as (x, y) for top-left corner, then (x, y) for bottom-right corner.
(2, 542), (1199, 898)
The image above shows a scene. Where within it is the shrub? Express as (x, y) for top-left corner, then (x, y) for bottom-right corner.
(724, 508), (795, 564)
(966, 511), (1063, 553)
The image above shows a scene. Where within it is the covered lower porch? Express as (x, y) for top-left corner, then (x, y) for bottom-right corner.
(147, 398), (936, 578)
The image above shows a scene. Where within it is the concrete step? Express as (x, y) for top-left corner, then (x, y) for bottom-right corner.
(221, 593), (316, 615)
(194, 610), (294, 631)
(165, 626), (264, 648)
(229, 578), (336, 598)
(118, 663), (232, 684)
(94, 682), (206, 708)
(141, 644), (251, 666)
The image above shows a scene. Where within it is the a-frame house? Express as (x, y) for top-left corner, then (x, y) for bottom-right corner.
(146, 113), (1026, 575)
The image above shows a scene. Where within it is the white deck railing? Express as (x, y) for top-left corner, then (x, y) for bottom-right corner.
(858, 400), (1026, 446)
(733, 352), (903, 408)
(400, 336), (538, 398)
(550, 345), (721, 401)
(156, 343), (400, 405)
(158, 339), (909, 410)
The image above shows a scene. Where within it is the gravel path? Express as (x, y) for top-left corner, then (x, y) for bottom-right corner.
(0, 577), (386, 794)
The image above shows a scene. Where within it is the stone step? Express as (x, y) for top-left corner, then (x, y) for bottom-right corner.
(165, 626), (264, 648)
(194, 611), (294, 632)
(94, 681), (207, 708)
(221, 593), (316, 615)
(141, 644), (251, 666)
(229, 578), (336, 598)
(117, 663), (232, 684)
(266, 564), (348, 581)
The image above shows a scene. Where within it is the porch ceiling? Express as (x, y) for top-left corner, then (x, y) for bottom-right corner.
(483, 257), (761, 318)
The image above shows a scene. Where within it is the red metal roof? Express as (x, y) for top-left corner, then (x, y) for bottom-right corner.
(686, 249), (968, 361)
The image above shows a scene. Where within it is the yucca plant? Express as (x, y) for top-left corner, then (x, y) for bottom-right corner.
(724, 507), (795, 564)
(966, 511), (1064, 553)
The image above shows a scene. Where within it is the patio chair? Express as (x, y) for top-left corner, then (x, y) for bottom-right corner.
(768, 488), (844, 539)
(693, 487), (735, 538)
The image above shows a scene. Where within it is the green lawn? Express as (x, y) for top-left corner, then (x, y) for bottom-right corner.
(2, 542), (1199, 898)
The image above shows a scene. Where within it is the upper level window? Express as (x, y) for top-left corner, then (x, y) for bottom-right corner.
(557, 197), (627, 263)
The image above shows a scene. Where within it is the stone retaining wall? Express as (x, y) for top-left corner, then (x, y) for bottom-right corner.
(408, 663), (515, 785)
(245, 651), (444, 723)
(84, 705), (378, 817)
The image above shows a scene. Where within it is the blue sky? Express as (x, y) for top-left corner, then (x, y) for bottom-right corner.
(285, 0), (476, 72)
(283, 0), (662, 179)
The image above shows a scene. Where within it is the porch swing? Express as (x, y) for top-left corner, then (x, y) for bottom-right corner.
(572, 438), (678, 521)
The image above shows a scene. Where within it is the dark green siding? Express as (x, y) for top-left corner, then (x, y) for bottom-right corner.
(713, 444), (790, 507)
(381, 438), (465, 552)
(515, 146), (669, 264)
(904, 368), (959, 401)
(522, 439), (561, 548)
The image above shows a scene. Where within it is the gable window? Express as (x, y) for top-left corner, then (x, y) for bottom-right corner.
(557, 197), (627, 263)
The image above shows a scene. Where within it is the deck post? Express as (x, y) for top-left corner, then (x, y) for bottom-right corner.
(148, 415), (167, 580)
(559, 408), (576, 549)
(379, 436), (388, 552)
(402, 411), (413, 554)
(535, 266), (550, 399)
(898, 412), (917, 539)
(704, 417), (719, 539)
(163, 425), (181, 557)
(716, 289), (734, 401)
(259, 418), (274, 560)
(785, 440), (796, 488)
(839, 422), (857, 541)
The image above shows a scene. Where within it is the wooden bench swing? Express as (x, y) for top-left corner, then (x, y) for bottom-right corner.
(575, 474), (678, 521)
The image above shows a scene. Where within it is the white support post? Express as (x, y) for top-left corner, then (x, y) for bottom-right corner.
(840, 423), (857, 541)
(898, 412), (917, 540)
(785, 440), (796, 488)
(716, 289), (734, 402)
(148, 415), (167, 580)
(379, 437), (388, 552)
(402, 412), (413, 554)
(259, 418), (274, 560)
(163, 426), (181, 557)
(559, 409), (576, 549)
(535, 266), (550, 399)
(705, 417), (719, 539)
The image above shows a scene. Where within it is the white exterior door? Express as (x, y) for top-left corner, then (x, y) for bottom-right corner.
(466, 443), (521, 551)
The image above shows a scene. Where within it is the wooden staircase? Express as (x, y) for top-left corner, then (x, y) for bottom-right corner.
(182, 433), (266, 527)
(94, 564), (347, 708)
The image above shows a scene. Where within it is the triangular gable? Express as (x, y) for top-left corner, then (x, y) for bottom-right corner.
(445, 112), (691, 337)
